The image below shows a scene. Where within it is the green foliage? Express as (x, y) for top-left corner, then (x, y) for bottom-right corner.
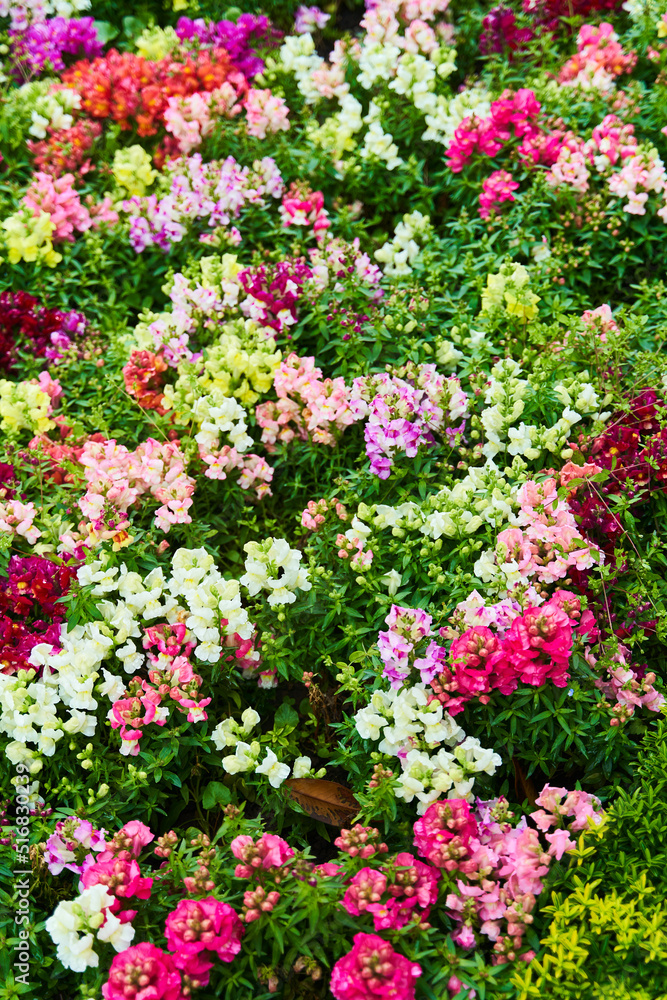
(511, 721), (667, 999)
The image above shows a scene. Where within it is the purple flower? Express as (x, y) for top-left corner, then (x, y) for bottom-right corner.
(479, 6), (534, 57)
(294, 5), (330, 34)
(10, 17), (103, 79)
(175, 14), (282, 78)
(45, 816), (107, 876)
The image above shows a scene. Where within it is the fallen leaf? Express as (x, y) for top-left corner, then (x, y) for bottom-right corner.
(284, 778), (359, 827)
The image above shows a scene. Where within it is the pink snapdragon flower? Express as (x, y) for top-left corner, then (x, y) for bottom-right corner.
(330, 933), (422, 1000)
(163, 83), (245, 155)
(546, 142), (590, 193)
(583, 115), (637, 171)
(335, 825), (388, 859)
(342, 868), (388, 915)
(230, 833), (295, 876)
(24, 171), (93, 242)
(257, 352), (355, 449)
(413, 799), (478, 870)
(479, 170), (519, 219)
(445, 89), (543, 173)
(245, 87), (290, 139)
(80, 856), (153, 902)
(559, 23), (636, 92)
(279, 183), (330, 239)
(45, 816), (107, 875)
(531, 785), (604, 834)
(350, 366), (468, 479)
(79, 437), (196, 535)
(389, 852), (440, 907)
(165, 897), (244, 966)
(102, 942), (184, 1000)
(294, 5), (330, 33)
(100, 821), (155, 861)
(0, 499), (41, 545)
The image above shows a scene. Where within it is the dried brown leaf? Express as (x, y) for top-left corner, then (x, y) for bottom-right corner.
(284, 778), (359, 827)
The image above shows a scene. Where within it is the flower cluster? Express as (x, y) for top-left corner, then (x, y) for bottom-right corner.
(62, 45), (235, 137)
(240, 537), (311, 607)
(175, 13), (280, 78)
(23, 170), (117, 241)
(78, 437), (196, 535)
(123, 154), (283, 253)
(0, 554), (75, 676)
(256, 352), (355, 450)
(10, 15), (102, 78)
(430, 590), (588, 714)
(0, 548), (255, 767)
(415, 791), (603, 957)
(0, 371), (61, 434)
(0, 289), (88, 371)
(354, 679), (502, 810)
(279, 182), (330, 239)
(330, 933), (422, 1000)
(474, 478), (602, 592)
(350, 363), (469, 479)
(558, 22), (636, 92)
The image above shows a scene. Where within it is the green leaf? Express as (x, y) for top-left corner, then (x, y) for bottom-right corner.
(274, 702), (299, 732)
(202, 781), (231, 811)
(122, 16), (145, 38)
(93, 20), (119, 42)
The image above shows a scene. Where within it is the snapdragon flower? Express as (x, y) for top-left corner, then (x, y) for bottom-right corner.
(255, 748), (291, 787)
(374, 211), (432, 277)
(240, 537), (311, 606)
(212, 708), (261, 750)
(45, 884), (134, 972)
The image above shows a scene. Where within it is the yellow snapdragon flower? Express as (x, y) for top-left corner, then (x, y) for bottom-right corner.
(2, 210), (62, 267)
(0, 380), (54, 434)
(113, 146), (157, 198)
(135, 25), (178, 60)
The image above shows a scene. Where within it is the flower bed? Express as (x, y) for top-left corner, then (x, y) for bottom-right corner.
(1, 1), (667, 998)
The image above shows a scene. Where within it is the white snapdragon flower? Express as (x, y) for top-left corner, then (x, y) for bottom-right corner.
(507, 423), (540, 460)
(193, 394), (253, 454)
(380, 569), (402, 596)
(46, 885), (130, 973)
(279, 34), (325, 103)
(375, 211), (431, 276)
(117, 567), (144, 598)
(358, 41), (401, 88)
(436, 340), (464, 369)
(211, 708), (260, 750)
(115, 641), (144, 674)
(222, 740), (260, 774)
(374, 501), (421, 530)
(105, 602), (141, 644)
(240, 537), (311, 606)
(354, 684), (464, 757)
(194, 639), (223, 663)
(5, 741), (40, 769)
(355, 707), (387, 741)
(97, 669), (127, 702)
(29, 112), (50, 138)
(292, 756), (312, 778)
(96, 908), (135, 951)
(172, 547), (215, 574)
(212, 718), (239, 750)
(241, 708), (261, 731)
(62, 710), (97, 737)
(255, 748), (291, 788)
